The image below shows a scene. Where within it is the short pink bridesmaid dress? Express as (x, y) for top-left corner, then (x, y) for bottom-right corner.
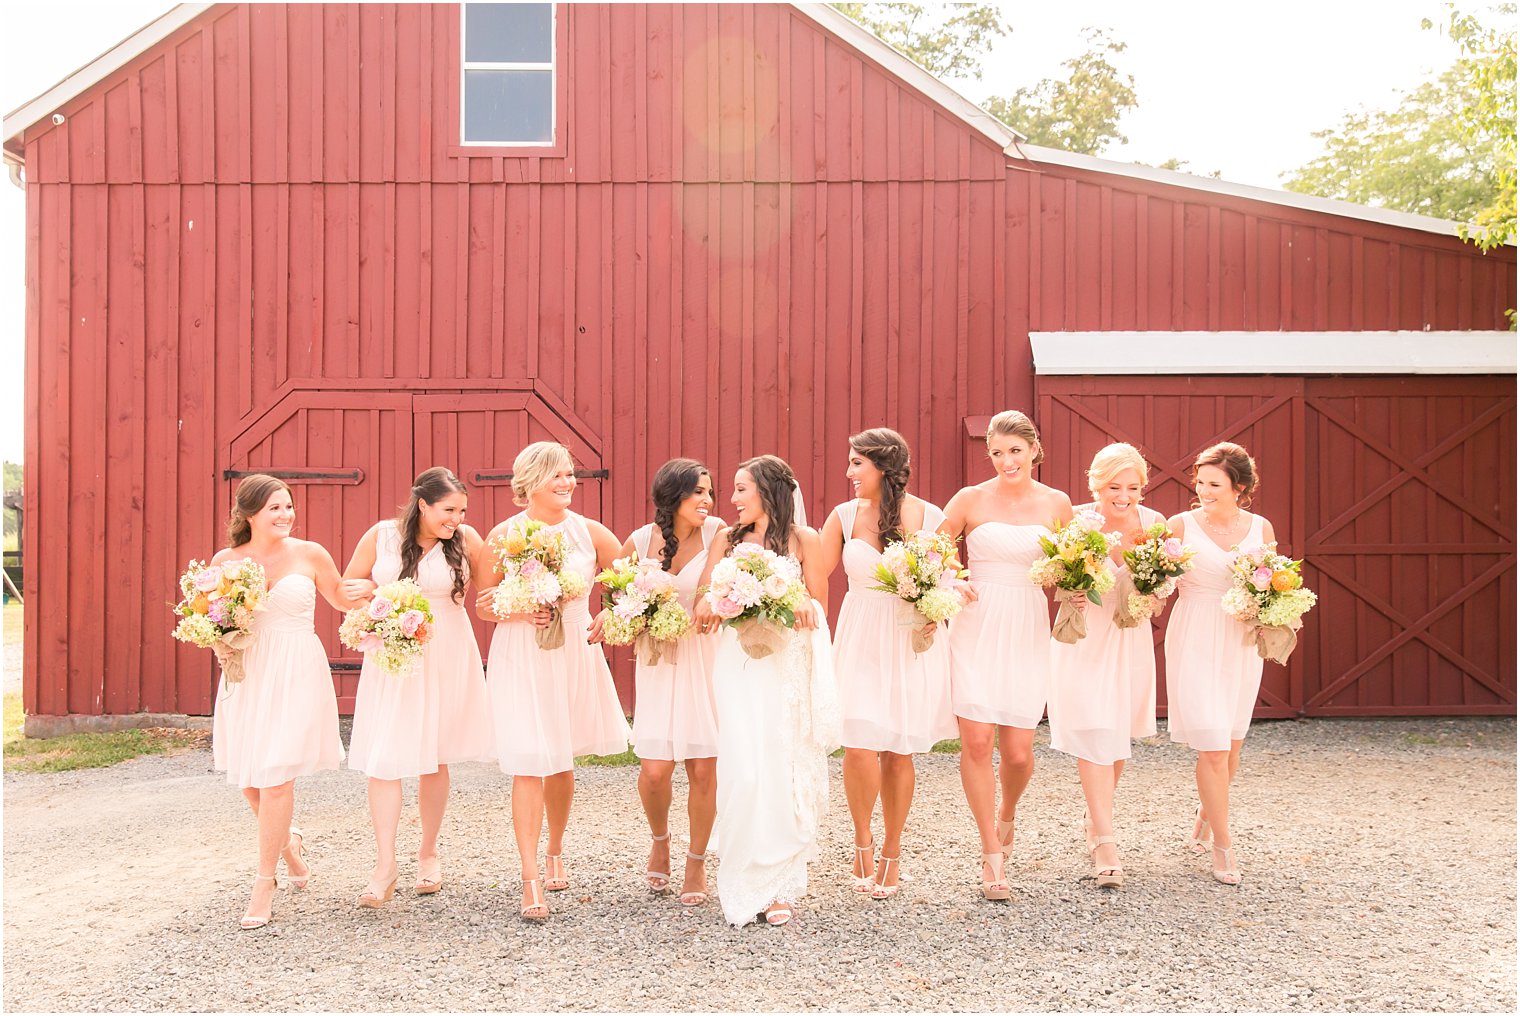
(628, 518), (722, 762)
(347, 521), (495, 780)
(1046, 505), (1163, 765)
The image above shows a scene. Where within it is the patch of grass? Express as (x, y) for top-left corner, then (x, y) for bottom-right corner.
(1404, 733), (1441, 745)
(3, 601), (22, 647)
(932, 738), (962, 754)
(3, 691), (207, 774)
(576, 746), (639, 767)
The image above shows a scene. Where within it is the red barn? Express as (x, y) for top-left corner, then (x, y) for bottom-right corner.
(5, 2), (1514, 732)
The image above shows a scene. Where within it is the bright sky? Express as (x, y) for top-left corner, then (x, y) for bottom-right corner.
(0, 0), (1471, 464)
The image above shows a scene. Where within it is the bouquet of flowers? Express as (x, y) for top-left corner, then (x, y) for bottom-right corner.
(338, 579), (435, 676)
(1028, 508), (1120, 644)
(871, 530), (970, 653)
(704, 544), (810, 660)
(1115, 523), (1197, 628)
(594, 554), (693, 666)
(171, 558), (268, 685)
(1222, 543), (1317, 664)
(489, 519), (590, 650)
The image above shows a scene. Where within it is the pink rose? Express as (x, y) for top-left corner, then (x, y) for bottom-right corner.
(519, 558), (544, 578)
(712, 596), (743, 619)
(357, 632), (384, 654)
(1251, 566), (1273, 591)
(1163, 538), (1185, 559)
(367, 596), (394, 620)
(398, 610), (425, 637)
(761, 574), (790, 600)
(194, 566), (223, 593)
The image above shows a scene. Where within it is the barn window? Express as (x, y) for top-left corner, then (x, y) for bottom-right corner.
(460, 3), (557, 146)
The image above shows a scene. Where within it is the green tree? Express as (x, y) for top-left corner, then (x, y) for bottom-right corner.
(1434, 3), (1516, 249)
(3, 461), (19, 553)
(981, 28), (1138, 155)
(1281, 65), (1502, 222)
(830, 2), (1009, 80)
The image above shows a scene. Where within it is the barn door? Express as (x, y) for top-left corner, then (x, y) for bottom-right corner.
(412, 391), (608, 679)
(1300, 378), (1516, 715)
(225, 392), (415, 713)
(1031, 376), (1304, 719)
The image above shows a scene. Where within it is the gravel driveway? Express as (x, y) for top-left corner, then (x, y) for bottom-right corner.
(3, 717), (1514, 1012)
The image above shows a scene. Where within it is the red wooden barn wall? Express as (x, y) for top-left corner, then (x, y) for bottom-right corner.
(17, 2), (1517, 719)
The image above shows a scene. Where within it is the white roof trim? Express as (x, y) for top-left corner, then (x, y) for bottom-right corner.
(778, 4), (1023, 149)
(1030, 331), (1518, 375)
(1012, 143), (1486, 242)
(3, 4), (213, 152)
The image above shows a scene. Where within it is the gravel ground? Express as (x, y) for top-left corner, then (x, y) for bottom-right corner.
(3, 716), (1515, 1013)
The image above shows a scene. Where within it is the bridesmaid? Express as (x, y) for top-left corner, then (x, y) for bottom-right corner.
(1046, 443), (1163, 890)
(209, 474), (357, 929)
(594, 459), (724, 906)
(817, 428), (957, 899)
(472, 441), (631, 921)
(693, 454), (839, 927)
(939, 410), (1072, 901)
(341, 466), (495, 907)
(1164, 442), (1276, 886)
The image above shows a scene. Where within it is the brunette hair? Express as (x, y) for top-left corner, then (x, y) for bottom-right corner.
(226, 474), (292, 548)
(510, 442), (575, 507)
(1192, 441), (1259, 507)
(397, 466), (470, 603)
(726, 454), (798, 558)
(985, 410), (1045, 466)
(650, 458), (711, 572)
(849, 428), (911, 545)
(1086, 442), (1149, 493)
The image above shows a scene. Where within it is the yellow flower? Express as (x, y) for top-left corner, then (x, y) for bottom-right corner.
(501, 529), (528, 556)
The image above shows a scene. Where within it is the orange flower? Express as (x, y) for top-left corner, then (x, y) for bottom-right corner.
(501, 529), (528, 556)
(1270, 570), (1298, 592)
(191, 592), (211, 614)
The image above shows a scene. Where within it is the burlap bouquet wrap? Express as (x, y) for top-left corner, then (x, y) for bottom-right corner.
(212, 630), (258, 685)
(894, 598), (936, 654)
(1111, 572), (1141, 630)
(635, 631), (678, 667)
(733, 616), (792, 660)
(535, 607), (566, 651)
(1249, 621), (1300, 665)
(1052, 588), (1091, 644)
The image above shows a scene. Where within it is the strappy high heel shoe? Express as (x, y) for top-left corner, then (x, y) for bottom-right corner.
(980, 852), (1011, 901)
(1087, 835), (1125, 889)
(850, 839), (876, 893)
(415, 855), (443, 895)
(357, 868), (398, 908)
(240, 873), (277, 930)
(1185, 804), (1212, 855)
(996, 817), (1015, 859)
(544, 854), (569, 892)
(1211, 844), (1241, 886)
(646, 832), (672, 894)
(521, 877), (550, 921)
(284, 827), (310, 890)
(871, 856), (901, 900)
(679, 851), (708, 907)
(764, 901), (794, 926)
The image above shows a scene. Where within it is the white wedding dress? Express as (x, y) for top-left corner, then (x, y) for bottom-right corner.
(713, 595), (840, 927)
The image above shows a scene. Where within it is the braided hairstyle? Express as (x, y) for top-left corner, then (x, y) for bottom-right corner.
(849, 428), (911, 545)
(396, 466), (470, 603)
(650, 458), (711, 572)
(725, 454), (798, 558)
(226, 474), (292, 547)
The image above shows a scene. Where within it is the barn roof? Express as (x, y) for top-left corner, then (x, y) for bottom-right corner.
(0, 1), (1497, 244)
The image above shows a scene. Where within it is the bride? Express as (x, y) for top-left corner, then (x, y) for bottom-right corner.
(693, 454), (839, 927)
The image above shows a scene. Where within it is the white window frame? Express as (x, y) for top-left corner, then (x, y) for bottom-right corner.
(459, 3), (557, 148)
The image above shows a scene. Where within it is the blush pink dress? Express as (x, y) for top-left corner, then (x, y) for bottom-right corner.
(948, 523), (1052, 728)
(1046, 505), (1163, 765)
(1163, 512), (1268, 751)
(485, 511), (631, 776)
(212, 572), (345, 789)
(346, 521), (495, 780)
(629, 519), (722, 762)
(830, 499), (958, 754)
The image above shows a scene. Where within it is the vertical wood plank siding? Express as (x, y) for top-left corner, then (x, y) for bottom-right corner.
(19, 3), (1517, 717)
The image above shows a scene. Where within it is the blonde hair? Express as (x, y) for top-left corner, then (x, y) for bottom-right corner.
(985, 410), (1044, 465)
(511, 441), (575, 506)
(1086, 443), (1149, 493)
